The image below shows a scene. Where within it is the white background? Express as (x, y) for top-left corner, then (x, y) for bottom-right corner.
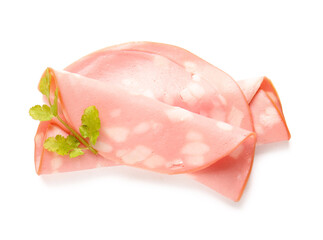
(0, 0), (322, 239)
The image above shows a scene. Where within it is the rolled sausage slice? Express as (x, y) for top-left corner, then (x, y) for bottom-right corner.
(33, 42), (290, 201)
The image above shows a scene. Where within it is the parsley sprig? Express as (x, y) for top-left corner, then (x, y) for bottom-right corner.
(29, 68), (100, 158)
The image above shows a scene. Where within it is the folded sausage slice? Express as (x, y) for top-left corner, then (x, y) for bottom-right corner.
(34, 42), (290, 201)
(238, 77), (290, 144)
(35, 69), (256, 177)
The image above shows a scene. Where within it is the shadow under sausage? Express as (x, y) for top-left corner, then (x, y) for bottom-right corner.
(40, 165), (246, 207)
(255, 141), (290, 157)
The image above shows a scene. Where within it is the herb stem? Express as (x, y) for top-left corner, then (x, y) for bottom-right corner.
(48, 96), (51, 107)
(56, 115), (98, 155)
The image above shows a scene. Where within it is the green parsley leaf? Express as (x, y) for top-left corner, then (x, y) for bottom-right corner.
(39, 68), (51, 99)
(31, 67), (102, 159)
(44, 135), (80, 156)
(29, 104), (53, 121)
(50, 88), (58, 116)
(79, 106), (101, 146)
(65, 135), (80, 148)
(69, 148), (85, 158)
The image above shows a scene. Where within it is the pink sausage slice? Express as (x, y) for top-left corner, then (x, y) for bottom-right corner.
(238, 77), (291, 144)
(66, 42), (254, 132)
(35, 68), (256, 176)
(63, 43), (259, 201)
(33, 42), (290, 201)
